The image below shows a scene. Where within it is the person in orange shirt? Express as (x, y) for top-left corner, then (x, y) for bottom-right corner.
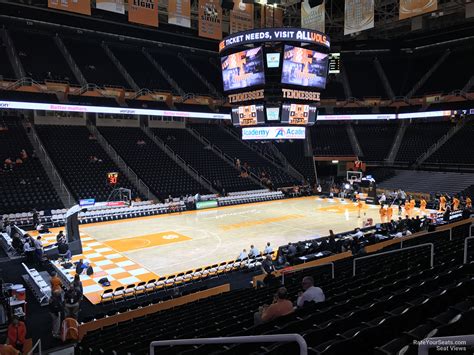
(387, 205), (393, 221)
(410, 198), (416, 210)
(466, 196), (472, 209)
(357, 198), (363, 218)
(50, 271), (62, 293)
(404, 201), (411, 217)
(420, 198), (427, 215)
(439, 195), (447, 212)
(452, 196), (460, 211)
(379, 206), (386, 223)
(7, 317), (26, 352)
(254, 287), (294, 325)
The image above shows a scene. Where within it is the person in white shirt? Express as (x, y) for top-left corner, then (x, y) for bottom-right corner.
(237, 249), (247, 261)
(296, 276), (325, 308)
(351, 228), (364, 239)
(379, 193), (386, 205)
(264, 242), (273, 255)
(248, 245), (260, 258)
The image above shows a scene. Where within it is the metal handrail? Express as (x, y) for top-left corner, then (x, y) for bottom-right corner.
(417, 335), (474, 355)
(463, 236), (474, 264)
(27, 338), (41, 355)
(353, 243), (434, 276)
(150, 334), (308, 355)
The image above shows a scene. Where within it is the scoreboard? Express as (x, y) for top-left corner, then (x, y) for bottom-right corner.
(328, 53), (341, 74)
(220, 27), (331, 139)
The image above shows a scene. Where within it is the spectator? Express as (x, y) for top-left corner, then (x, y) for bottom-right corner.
(23, 238), (36, 264)
(50, 271), (62, 293)
(7, 317), (26, 351)
(351, 228), (364, 239)
(11, 233), (23, 254)
(49, 290), (64, 338)
(287, 242), (297, 256)
(56, 231), (66, 244)
(19, 149), (28, 160)
(263, 242), (273, 255)
(296, 276), (325, 308)
(73, 274), (83, 295)
(237, 249), (247, 261)
(34, 236), (44, 264)
(57, 240), (71, 260)
(254, 287), (294, 325)
(261, 255), (275, 276)
(64, 284), (81, 319)
(248, 245), (260, 258)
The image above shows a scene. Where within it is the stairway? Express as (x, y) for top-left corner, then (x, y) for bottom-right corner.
(142, 49), (185, 96)
(54, 34), (87, 86)
(102, 42), (140, 91)
(1, 28), (25, 79)
(25, 121), (74, 208)
(386, 121), (408, 164)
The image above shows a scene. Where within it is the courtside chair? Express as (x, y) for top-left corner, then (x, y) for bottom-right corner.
(124, 284), (137, 300)
(217, 261), (227, 277)
(174, 272), (185, 287)
(201, 266), (211, 280)
(192, 268), (203, 282)
(145, 279), (156, 295)
(112, 286), (125, 304)
(164, 274), (176, 289)
(135, 281), (146, 298)
(208, 264), (219, 278)
(155, 276), (166, 292)
(100, 288), (114, 305)
(183, 270), (193, 284)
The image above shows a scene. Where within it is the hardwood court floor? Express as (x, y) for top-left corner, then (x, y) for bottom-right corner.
(79, 196), (388, 277)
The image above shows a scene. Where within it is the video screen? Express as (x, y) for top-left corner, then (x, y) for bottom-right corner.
(231, 104), (265, 127)
(281, 45), (329, 89)
(266, 107), (280, 122)
(281, 103), (317, 125)
(266, 53), (281, 68)
(221, 47), (265, 92)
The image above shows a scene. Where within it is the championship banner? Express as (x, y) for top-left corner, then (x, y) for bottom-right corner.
(129, 0), (158, 27)
(96, 0), (124, 14)
(301, 0), (325, 33)
(48, 0), (91, 15)
(262, 6), (284, 27)
(168, 0), (191, 28)
(230, 1), (254, 34)
(344, 0), (374, 35)
(399, 0), (437, 19)
(198, 0), (223, 40)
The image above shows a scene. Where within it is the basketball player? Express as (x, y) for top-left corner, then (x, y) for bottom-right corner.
(420, 198), (427, 215)
(404, 200), (411, 217)
(452, 196), (460, 211)
(379, 206), (386, 224)
(466, 196), (472, 209)
(409, 197), (416, 217)
(439, 195), (447, 212)
(387, 205), (393, 221)
(357, 198), (363, 218)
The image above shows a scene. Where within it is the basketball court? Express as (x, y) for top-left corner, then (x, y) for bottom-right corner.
(36, 196), (429, 304)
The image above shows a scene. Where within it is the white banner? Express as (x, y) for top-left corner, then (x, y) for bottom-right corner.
(301, 0), (325, 33)
(0, 101), (229, 120)
(344, 0), (374, 35)
(242, 126), (306, 140)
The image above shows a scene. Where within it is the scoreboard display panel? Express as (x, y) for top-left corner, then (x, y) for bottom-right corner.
(281, 45), (329, 89)
(221, 47), (265, 92)
(231, 104), (265, 126)
(281, 103), (317, 125)
(328, 53), (341, 74)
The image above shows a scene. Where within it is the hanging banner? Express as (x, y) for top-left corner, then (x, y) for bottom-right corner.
(128, 0), (158, 27)
(344, 0), (374, 35)
(168, 0), (191, 28)
(48, 0), (91, 15)
(399, 0), (438, 19)
(96, 0), (124, 13)
(261, 6), (283, 28)
(301, 0), (325, 33)
(198, 0), (223, 40)
(230, 1), (254, 34)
